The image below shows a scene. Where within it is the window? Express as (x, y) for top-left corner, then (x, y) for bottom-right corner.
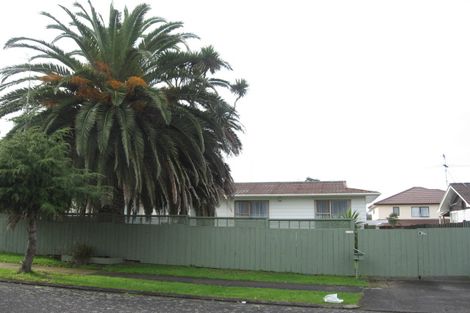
(234, 200), (268, 218)
(315, 200), (331, 218)
(392, 207), (400, 216)
(411, 206), (429, 217)
(315, 200), (350, 218)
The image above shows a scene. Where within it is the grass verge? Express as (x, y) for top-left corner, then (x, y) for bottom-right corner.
(0, 252), (66, 267)
(0, 252), (367, 287)
(103, 264), (367, 287)
(0, 268), (362, 306)
(0, 252), (98, 269)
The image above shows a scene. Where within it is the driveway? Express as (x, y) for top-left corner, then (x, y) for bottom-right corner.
(361, 280), (470, 313)
(0, 281), (379, 313)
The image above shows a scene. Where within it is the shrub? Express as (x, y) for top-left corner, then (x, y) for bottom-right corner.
(387, 213), (399, 228)
(71, 243), (94, 265)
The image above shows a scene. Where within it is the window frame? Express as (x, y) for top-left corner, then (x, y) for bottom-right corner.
(314, 199), (351, 219)
(411, 206), (429, 217)
(234, 200), (269, 218)
(392, 206), (400, 216)
(419, 206), (429, 217)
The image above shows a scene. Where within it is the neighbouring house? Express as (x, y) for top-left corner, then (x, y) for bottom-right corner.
(368, 187), (445, 228)
(215, 181), (380, 223)
(438, 183), (470, 223)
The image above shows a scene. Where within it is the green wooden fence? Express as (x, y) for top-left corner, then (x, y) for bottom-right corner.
(3, 214), (470, 278)
(358, 228), (470, 278)
(0, 215), (355, 276)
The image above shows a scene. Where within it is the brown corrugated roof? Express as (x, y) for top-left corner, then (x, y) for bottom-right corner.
(450, 183), (470, 204)
(374, 187), (445, 205)
(234, 181), (379, 195)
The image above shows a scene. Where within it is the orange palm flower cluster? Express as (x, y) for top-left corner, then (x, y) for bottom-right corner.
(70, 75), (91, 86)
(95, 61), (112, 77)
(76, 86), (109, 103)
(107, 79), (125, 90)
(40, 73), (62, 82)
(126, 76), (148, 89)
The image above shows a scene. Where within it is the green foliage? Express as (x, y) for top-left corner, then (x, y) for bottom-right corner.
(0, 128), (106, 224)
(0, 2), (248, 216)
(342, 208), (363, 229)
(71, 243), (94, 265)
(342, 209), (363, 250)
(387, 212), (399, 228)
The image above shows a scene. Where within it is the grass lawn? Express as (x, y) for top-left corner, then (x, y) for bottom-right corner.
(103, 264), (367, 287)
(0, 252), (98, 269)
(0, 268), (362, 306)
(0, 252), (367, 287)
(0, 252), (67, 267)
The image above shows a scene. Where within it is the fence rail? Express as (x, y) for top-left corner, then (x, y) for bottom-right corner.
(268, 219), (353, 229)
(52, 214), (354, 229)
(422, 221), (470, 228)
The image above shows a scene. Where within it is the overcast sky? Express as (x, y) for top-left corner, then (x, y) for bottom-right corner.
(1, 0), (470, 201)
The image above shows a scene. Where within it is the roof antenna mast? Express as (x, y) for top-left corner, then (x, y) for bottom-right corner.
(443, 154), (448, 187)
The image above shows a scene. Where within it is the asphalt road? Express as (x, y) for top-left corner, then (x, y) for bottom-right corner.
(361, 280), (470, 313)
(0, 282), (378, 313)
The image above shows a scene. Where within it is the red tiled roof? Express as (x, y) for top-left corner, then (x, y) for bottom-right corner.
(374, 187), (445, 205)
(450, 183), (470, 204)
(234, 181), (379, 195)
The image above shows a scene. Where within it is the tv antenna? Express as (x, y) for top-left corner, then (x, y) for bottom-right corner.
(443, 154), (448, 186)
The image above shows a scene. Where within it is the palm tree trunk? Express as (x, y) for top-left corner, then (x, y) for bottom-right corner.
(20, 215), (37, 273)
(108, 186), (124, 215)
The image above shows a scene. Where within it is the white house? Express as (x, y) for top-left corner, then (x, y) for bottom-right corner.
(438, 183), (470, 223)
(368, 187), (444, 227)
(215, 181), (380, 223)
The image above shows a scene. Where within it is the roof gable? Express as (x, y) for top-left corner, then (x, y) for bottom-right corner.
(438, 183), (470, 215)
(449, 183), (470, 204)
(373, 187), (445, 205)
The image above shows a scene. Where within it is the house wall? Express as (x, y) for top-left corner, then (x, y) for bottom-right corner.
(450, 208), (470, 223)
(371, 206), (380, 220)
(371, 204), (440, 220)
(216, 196), (368, 223)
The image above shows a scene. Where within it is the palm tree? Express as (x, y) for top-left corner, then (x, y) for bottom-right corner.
(0, 2), (247, 216)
